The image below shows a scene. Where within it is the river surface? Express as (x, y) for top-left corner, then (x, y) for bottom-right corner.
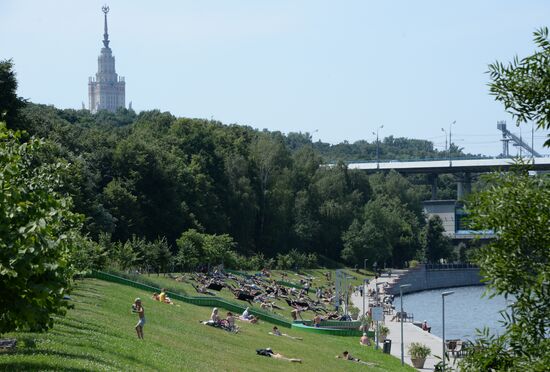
(401, 286), (509, 340)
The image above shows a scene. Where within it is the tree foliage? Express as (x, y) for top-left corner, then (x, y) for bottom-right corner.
(0, 124), (82, 334)
(488, 27), (550, 147)
(461, 168), (550, 370)
(422, 215), (453, 263)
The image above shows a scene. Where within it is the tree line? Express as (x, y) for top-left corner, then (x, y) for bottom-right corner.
(0, 59), (461, 273)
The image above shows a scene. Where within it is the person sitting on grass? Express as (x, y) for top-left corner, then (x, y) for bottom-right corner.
(313, 313), (323, 327)
(157, 288), (174, 304)
(151, 292), (160, 301)
(132, 298), (145, 339)
(269, 326), (303, 341)
(360, 332), (371, 346)
(210, 308), (220, 323)
(224, 312), (238, 332)
(256, 348), (302, 363)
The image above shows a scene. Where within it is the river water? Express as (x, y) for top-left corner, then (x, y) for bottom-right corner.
(401, 286), (509, 340)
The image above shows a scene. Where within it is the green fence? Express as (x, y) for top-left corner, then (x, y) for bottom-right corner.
(90, 270), (292, 328)
(291, 322), (365, 337)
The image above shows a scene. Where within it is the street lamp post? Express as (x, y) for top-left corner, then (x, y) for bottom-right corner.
(442, 291), (455, 371)
(372, 125), (384, 169)
(449, 121), (456, 166)
(374, 282), (385, 350)
(400, 284), (412, 366)
(362, 278), (368, 318)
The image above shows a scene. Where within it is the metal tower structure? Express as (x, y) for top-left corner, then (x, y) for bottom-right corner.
(497, 121), (540, 157)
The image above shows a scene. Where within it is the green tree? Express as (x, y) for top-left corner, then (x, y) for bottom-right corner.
(461, 168), (550, 370)
(154, 237), (173, 275)
(0, 124), (82, 334)
(0, 60), (25, 128)
(488, 27), (550, 147)
(175, 229), (205, 271)
(422, 215), (453, 263)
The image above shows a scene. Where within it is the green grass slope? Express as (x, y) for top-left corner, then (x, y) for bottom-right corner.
(0, 279), (413, 371)
(131, 268), (372, 321)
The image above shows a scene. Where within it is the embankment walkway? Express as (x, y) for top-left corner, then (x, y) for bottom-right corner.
(351, 275), (459, 370)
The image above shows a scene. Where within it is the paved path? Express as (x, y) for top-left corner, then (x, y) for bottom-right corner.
(351, 275), (458, 370)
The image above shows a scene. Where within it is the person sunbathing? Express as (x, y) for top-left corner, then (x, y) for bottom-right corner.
(313, 314), (323, 327)
(336, 351), (374, 365)
(256, 348), (302, 363)
(269, 326), (303, 340)
(210, 308), (220, 323)
(360, 333), (371, 346)
(151, 292), (160, 301)
(240, 307), (258, 323)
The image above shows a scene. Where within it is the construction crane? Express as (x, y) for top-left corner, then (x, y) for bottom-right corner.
(497, 121), (540, 157)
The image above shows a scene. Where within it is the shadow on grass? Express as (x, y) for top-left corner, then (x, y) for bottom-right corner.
(0, 361), (92, 372)
(0, 349), (116, 370)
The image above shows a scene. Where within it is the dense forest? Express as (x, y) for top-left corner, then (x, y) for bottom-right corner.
(2, 60), (467, 271)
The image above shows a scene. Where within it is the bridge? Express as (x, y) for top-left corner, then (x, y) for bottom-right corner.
(346, 157), (550, 174)
(344, 157), (550, 240)
(345, 157), (550, 199)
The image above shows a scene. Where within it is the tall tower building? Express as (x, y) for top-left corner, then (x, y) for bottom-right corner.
(88, 5), (125, 113)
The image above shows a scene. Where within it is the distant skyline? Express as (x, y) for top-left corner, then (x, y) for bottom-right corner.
(1, 0), (549, 156)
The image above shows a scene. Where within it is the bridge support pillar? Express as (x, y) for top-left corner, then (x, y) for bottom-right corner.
(428, 174), (438, 200)
(457, 172), (472, 200)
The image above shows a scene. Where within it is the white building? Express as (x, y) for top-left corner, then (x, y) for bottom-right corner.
(88, 6), (125, 113)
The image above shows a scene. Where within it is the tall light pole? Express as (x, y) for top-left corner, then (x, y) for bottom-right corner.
(442, 291), (455, 371)
(362, 278), (368, 318)
(362, 259), (368, 317)
(374, 282), (385, 349)
(449, 121), (456, 166)
(400, 284), (411, 366)
(372, 125), (384, 169)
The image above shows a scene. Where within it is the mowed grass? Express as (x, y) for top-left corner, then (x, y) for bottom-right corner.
(138, 268), (373, 320)
(0, 279), (413, 371)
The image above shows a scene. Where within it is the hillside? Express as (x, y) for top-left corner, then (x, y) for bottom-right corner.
(0, 279), (413, 371)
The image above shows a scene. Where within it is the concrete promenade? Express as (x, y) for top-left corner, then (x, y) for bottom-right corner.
(351, 275), (458, 370)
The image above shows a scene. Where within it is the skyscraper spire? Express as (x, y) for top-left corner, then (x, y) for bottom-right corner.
(89, 5), (125, 113)
(102, 5), (110, 48)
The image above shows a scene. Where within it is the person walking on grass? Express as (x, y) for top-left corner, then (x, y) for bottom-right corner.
(133, 298), (145, 339)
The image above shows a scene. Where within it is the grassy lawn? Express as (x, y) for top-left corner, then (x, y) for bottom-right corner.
(133, 268), (373, 321)
(0, 279), (413, 371)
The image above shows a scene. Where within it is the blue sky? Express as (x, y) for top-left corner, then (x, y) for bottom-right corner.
(1, 0), (549, 156)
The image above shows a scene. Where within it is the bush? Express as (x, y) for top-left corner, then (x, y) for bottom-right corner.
(275, 249), (318, 270)
(409, 342), (431, 359)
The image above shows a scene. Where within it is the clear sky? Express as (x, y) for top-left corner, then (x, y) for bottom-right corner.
(1, 0), (549, 156)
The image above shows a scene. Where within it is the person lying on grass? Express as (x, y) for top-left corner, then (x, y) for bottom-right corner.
(256, 348), (302, 363)
(336, 351), (376, 366)
(240, 307), (258, 323)
(269, 326), (303, 340)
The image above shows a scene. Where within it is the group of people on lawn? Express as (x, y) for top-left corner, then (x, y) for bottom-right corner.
(131, 284), (375, 365)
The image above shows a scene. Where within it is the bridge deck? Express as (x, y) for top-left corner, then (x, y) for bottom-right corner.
(346, 157), (550, 174)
